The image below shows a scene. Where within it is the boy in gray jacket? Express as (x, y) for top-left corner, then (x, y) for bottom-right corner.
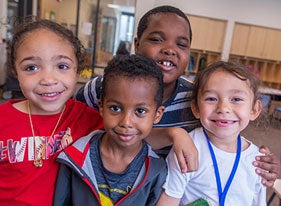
(54, 55), (167, 205)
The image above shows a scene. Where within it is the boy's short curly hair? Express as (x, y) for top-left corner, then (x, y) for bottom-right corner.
(101, 54), (164, 108)
(7, 18), (86, 74)
(137, 5), (192, 43)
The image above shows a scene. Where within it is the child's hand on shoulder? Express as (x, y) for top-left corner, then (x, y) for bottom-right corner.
(168, 127), (198, 173)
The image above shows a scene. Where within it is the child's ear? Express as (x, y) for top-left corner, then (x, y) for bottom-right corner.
(250, 99), (262, 121)
(134, 37), (140, 52)
(98, 100), (104, 117)
(153, 106), (165, 124)
(11, 68), (17, 77)
(191, 100), (200, 119)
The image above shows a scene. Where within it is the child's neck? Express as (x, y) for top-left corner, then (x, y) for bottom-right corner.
(100, 134), (143, 173)
(163, 81), (177, 103)
(205, 131), (249, 153)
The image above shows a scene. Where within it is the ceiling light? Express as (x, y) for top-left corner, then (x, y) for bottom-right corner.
(107, 4), (120, 9)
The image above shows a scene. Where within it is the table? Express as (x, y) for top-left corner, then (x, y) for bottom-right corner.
(259, 87), (281, 101)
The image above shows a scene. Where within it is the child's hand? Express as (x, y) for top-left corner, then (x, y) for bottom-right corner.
(146, 127), (198, 172)
(169, 128), (198, 173)
(253, 145), (280, 187)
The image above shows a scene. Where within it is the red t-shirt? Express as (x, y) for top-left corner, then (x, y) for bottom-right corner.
(0, 99), (103, 205)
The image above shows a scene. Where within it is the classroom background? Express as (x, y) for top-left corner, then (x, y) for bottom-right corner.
(0, 0), (280, 205)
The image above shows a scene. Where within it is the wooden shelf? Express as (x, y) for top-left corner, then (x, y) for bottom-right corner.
(229, 55), (281, 89)
(187, 49), (221, 75)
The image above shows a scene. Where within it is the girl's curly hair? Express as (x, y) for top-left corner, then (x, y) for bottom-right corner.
(7, 17), (86, 74)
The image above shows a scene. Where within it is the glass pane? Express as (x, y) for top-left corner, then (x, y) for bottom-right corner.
(77, 0), (98, 75)
(39, 0), (77, 27)
(78, 0), (136, 76)
(7, 0), (18, 41)
(38, 0), (136, 78)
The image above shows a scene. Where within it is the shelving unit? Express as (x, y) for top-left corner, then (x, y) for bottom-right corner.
(187, 50), (221, 75)
(229, 55), (281, 89)
(230, 22), (281, 89)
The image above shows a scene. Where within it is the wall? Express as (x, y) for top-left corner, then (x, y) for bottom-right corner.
(134, 0), (281, 59)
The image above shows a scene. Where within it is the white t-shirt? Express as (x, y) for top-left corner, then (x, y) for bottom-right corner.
(163, 127), (266, 206)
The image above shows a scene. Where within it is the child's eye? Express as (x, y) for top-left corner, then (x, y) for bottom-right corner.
(110, 105), (121, 112)
(177, 42), (189, 49)
(25, 65), (38, 71)
(58, 64), (69, 70)
(232, 97), (243, 102)
(177, 38), (190, 49)
(149, 37), (163, 43)
(135, 108), (147, 115)
(205, 97), (217, 102)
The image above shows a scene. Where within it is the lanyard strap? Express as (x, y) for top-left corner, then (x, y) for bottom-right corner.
(203, 129), (241, 206)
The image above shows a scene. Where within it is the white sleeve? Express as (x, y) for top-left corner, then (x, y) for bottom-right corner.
(162, 148), (190, 199)
(252, 183), (267, 206)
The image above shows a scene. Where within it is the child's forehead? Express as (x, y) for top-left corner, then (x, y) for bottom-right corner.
(105, 75), (156, 92)
(107, 75), (155, 86)
(204, 70), (252, 90)
(145, 12), (191, 37)
(105, 76), (158, 98)
(148, 12), (188, 25)
(20, 28), (73, 49)
(20, 28), (57, 43)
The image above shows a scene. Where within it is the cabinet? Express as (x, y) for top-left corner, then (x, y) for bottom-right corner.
(188, 14), (227, 52)
(230, 23), (281, 61)
(230, 23), (281, 89)
(230, 23), (250, 56)
(186, 15), (226, 75)
(263, 29), (281, 60)
(246, 26), (267, 58)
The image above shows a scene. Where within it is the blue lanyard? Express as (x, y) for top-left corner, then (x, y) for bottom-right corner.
(203, 129), (241, 206)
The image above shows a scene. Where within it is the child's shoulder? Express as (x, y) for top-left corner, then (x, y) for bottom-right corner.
(67, 99), (98, 113)
(241, 136), (261, 155)
(0, 99), (27, 123)
(65, 99), (102, 123)
(0, 99), (24, 112)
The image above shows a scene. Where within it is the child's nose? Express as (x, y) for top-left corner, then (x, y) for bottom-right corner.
(39, 69), (58, 85)
(216, 100), (231, 113)
(119, 112), (133, 128)
(162, 48), (176, 56)
(161, 43), (176, 56)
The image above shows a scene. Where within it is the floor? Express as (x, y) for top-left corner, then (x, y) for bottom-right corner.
(0, 96), (280, 205)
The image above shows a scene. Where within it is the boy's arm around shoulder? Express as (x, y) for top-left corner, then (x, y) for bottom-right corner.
(254, 146), (280, 187)
(145, 127), (198, 173)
